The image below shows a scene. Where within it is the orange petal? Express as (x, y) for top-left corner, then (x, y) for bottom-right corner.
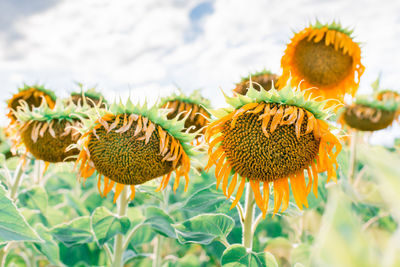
(113, 183), (125, 204)
(230, 177), (246, 210)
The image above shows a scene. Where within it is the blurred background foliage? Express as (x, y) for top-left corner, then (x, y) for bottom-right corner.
(0, 129), (399, 267)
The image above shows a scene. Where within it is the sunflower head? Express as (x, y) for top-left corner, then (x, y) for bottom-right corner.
(234, 70), (279, 95)
(13, 100), (89, 163)
(205, 82), (341, 217)
(277, 21), (365, 106)
(7, 84), (57, 122)
(76, 99), (195, 203)
(160, 90), (211, 136)
(69, 87), (107, 108)
(376, 90), (400, 103)
(340, 95), (399, 131)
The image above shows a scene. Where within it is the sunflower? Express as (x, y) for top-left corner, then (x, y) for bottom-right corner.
(13, 100), (88, 169)
(69, 87), (107, 108)
(205, 82), (341, 217)
(277, 21), (365, 105)
(7, 84), (56, 123)
(376, 90), (400, 102)
(160, 90), (211, 136)
(75, 100), (195, 203)
(340, 95), (398, 131)
(234, 70), (279, 96)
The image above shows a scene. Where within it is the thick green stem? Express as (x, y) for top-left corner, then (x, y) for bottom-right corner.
(112, 188), (128, 267)
(10, 161), (24, 200)
(348, 131), (358, 184)
(152, 235), (163, 267)
(242, 184), (255, 250)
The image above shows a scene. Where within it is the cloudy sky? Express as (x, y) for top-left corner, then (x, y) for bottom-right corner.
(1, 0), (399, 144)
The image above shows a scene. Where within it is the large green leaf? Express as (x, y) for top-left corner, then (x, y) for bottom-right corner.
(51, 216), (93, 247)
(144, 206), (176, 238)
(91, 206), (131, 246)
(0, 184), (41, 243)
(18, 186), (48, 214)
(182, 183), (229, 213)
(32, 224), (61, 265)
(221, 244), (267, 267)
(174, 214), (234, 245)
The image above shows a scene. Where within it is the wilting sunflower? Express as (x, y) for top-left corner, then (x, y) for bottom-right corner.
(7, 84), (56, 123)
(376, 90), (400, 102)
(13, 100), (87, 169)
(277, 21), (365, 105)
(234, 70), (279, 96)
(340, 95), (399, 131)
(69, 87), (107, 108)
(205, 83), (341, 217)
(75, 100), (195, 203)
(160, 90), (210, 136)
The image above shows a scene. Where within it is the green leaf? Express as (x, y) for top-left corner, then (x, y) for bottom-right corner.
(129, 224), (155, 246)
(174, 214), (234, 245)
(51, 216), (93, 247)
(18, 186), (48, 214)
(0, 184), (41, 243)
(32, 224), (61, 265)
(91, 206), (131, 246)
(264, 251), (279, 267)
(221, 244), (266, 267)
(145, 207), (176, 238)
(291, 243), (310, 266)
(182, 183), (229, 213)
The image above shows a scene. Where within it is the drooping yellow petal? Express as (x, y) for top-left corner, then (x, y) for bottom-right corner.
(130, 185), (136, 200)
(227, 173), (238, 198)
(113, 183), (125, 203)
(230, 177), (246, 210)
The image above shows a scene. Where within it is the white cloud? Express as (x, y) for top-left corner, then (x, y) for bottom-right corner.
(1, 0), (400, 144)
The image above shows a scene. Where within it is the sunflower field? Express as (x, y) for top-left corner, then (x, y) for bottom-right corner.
(1, 21), (400, 267)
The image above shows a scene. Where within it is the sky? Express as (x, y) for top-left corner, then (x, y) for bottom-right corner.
(0, 0), (399, 145)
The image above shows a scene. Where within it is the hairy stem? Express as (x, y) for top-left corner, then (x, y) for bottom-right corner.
(10, 161), (24, 200)
(348, 131), (358, 184)
(112, 187), (128, 267)
(242, 183), (255, 250)
(152, 235), (163, 267)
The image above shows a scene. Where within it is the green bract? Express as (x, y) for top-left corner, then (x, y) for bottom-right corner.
(312, 20), (353, 37)
(355, 95), (399, 112)
(71, 87), (107, 103)
(82, 99), (197, 157)
(18, 84), (57, 102)
(159, 89), (210, 110)
(14, 99), (91, 123)
(240, 69), (275, 82)
(215, 82), (333, 120)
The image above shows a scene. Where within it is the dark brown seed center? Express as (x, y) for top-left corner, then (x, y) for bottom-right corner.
(88, 117), (175, 185)
(293, 37), (353, 87)
(221, 104), (320, 182)
(343, 105), (396, 131)
(21, 119), (80, 163)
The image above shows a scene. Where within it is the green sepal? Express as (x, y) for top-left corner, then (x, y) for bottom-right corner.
(159, 89), (211, 110)
(14, 99), (92, 123)
(239, 69), (275, 82)
(82, 99), (197, 157)
(311, 20), (354, 37)
(222, 81), (332, 120)
(17, 84), (57, 102)
(354, 95), (399, 112)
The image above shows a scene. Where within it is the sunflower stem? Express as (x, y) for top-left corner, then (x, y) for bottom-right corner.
(348, 130), (358, 184)
(10, 161), (24, 200)
(242, 183), (255, 250)
(112, 187), (128, 267)
(152, 235), (163, 267)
